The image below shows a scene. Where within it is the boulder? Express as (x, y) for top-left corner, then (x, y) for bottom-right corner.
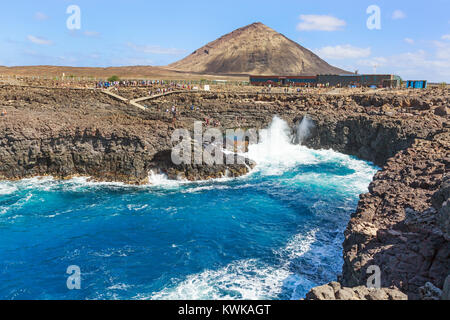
(419, 282), (443, 300)
(305, 282), (407, 300)
(442, 276), (450, 300)
(434, 106), (448, 117)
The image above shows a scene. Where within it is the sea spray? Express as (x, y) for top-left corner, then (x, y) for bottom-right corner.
(246, 117), (317, 175)
(296, 115), (315, 145)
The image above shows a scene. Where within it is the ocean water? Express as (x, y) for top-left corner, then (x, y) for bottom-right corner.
(0, 118), (378, 300)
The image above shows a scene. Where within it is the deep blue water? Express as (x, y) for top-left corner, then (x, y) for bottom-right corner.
(0, 119), (377, 300)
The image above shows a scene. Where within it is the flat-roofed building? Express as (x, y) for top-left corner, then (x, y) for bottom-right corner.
(250, 74), (403, 88)
(317, 74), (401, 88)
(316, 74), (359, 87)
(250, 75), (317, 87)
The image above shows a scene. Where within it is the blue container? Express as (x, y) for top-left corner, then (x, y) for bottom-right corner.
(407, 80), (427, 89)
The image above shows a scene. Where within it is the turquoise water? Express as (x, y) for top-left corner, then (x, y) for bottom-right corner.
(0, 118), (377, 300)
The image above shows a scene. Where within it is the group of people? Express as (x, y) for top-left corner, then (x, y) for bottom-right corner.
(150, 86), (176, 96)
(164, 105), (180, 125)
(258, 86), (304, 94)
(96, 79), (197, 91)
(203, 117), (221, 127)
(163, 104), (221, 128)
(260, 87), (273, 93)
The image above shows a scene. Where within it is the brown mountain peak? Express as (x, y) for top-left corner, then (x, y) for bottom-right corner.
(168, 23), (348, 76)
(242, 22), (270, 29)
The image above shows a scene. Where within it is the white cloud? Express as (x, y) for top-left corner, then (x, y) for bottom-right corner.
(315, 45), (371, 60)
(297, 15), (346, 31)
(357, 48), (450, 82)
(357, 56), (389, 68)
(392, 10), (406, 20)
(27, 35), (53, 45)
(127, 43), (186, 55)
(442, 34), (450, 41)
(404, 38), (414, 44)
(34, 12), (49, 21)
(434, 41), (450, 60)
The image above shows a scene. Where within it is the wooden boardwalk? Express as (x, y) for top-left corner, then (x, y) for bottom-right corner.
(101, 89), (188, 111)
(101, 88), (311, 112)
(131, 90), (186, 103)
(101, 88), (146, 111)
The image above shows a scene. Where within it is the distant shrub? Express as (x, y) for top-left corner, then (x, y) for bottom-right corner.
(108, 75), (120, 82)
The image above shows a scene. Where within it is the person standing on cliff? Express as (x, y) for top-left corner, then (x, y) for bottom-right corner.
(171, 106), (177, 125)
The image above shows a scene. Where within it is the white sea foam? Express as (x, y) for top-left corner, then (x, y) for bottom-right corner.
(67, 177), (128, 187)
(148, 171), (184, 188)
(0, 183), (17, 195)
(181, 185), (231, 194)
(0, 192), (34, 216)
(90, 247), (135, 258)
(148, 169), (239, 191)
(149, 259), (292, 300)
(0, 176), (125, 194)
(107, 283), (132, 291)
(20, 176), (55, 188)
(148, 230), (317, 300)
(246, 116), (377, 181)
(127, 204), (149, 211)
(247, 117), (318, 175)
(289, 163), (376, 194)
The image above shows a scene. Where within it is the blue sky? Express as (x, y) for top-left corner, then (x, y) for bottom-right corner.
(1, 0), (449, 81)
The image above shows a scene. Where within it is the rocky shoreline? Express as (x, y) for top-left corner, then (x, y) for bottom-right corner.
(0, 84), (448, 299)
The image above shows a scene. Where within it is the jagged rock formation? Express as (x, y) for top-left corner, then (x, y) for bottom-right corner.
(335, 137), (449, 300)
(149, 149), (256, 181)
(305, 282), (407, 300)
(168, 22), (348, 75)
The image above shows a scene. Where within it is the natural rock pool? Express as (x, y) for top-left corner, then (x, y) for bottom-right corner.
(0, 118), (377, 300)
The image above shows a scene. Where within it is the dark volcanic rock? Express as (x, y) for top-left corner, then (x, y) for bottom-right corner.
(339, 137), (450, 299)
(435, 106), (448, 117)
(149, 149), (255, 181)
(305, 282), (407, 300)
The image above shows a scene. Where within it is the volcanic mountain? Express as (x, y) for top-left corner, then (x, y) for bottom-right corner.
(168, 22), (349, 76)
